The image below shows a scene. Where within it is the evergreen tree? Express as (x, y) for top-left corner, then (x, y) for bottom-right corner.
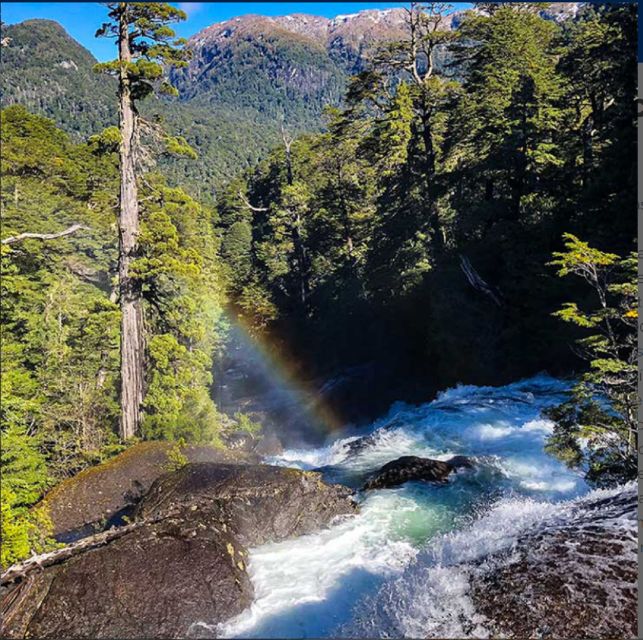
(95, 2), (190, 439)
(0, 105), (226, 564)
(215, 3), (635, 405)
(0, 425), (52, 568)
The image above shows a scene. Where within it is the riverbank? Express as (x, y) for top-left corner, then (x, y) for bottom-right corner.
(1, 375), (635, 640)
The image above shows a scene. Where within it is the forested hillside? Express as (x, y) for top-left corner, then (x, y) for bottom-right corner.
(0, 19), (117, 137)
(0, 4), (585, 198)
(217, 2), (636, 391)
(0, 1), (637, 572)
(1, 11), (408, 196)
(1, 105), (228, 564)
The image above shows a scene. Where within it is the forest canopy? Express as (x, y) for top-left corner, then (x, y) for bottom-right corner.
(0, 2), (637, 567)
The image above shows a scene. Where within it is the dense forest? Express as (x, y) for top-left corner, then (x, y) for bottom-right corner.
(217, 2), (636, 417)
(0, 1), (636, 569)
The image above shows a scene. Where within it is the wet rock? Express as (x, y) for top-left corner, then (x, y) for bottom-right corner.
(344, 422), (407, 459)
(471, 488), (637, 639)
(137, 462), (357, 546)
(2, 516), (251, 640)
(362, 455), (454, 490)
(1, 463), (358, 639)
(345, 433), (379, 457)
(446, 455), (474, 470)
(253, 432), (284, 457)
(223, 430), (257, 451)
(40, 442), (254, 541)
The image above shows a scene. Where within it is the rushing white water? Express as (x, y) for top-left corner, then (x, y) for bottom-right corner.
(215, 375), (602, 638)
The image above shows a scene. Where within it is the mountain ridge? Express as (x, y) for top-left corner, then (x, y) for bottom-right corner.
(1, 4), (584, 196)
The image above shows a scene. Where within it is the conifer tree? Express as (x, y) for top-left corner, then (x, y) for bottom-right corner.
(95, 3), (190, 439)
(546, 234), (637, 485)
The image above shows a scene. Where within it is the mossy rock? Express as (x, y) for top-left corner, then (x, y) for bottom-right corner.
(41, 442), (254, 540)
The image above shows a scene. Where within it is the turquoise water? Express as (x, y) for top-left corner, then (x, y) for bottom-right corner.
(207, 375), (597, 638)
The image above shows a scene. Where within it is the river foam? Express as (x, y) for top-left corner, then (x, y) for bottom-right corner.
(214, 375), (607, 638)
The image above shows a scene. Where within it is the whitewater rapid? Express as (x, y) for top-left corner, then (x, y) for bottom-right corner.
(215, 375), (604, 638)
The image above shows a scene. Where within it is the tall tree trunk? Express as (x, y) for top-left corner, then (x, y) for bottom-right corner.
(283, 128), (310, 308)
(420, 102), (443, 253)
(292, 211), (310, 307)
(117, 5), (144, 440)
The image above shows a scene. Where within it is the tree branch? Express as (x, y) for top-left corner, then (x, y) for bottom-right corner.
(2, 224), (89, 246)
(1, 520), (151, 586)
(459, 254), (503, 307)
(238, 191), (268, 212)
(281, 124), (293, 153)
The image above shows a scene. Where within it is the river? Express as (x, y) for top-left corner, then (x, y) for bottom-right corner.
(204, 374), (629, 638)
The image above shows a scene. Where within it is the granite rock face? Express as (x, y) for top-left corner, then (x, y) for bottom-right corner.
(1, 462), (357, 639)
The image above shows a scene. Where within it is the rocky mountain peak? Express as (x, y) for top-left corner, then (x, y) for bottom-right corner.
(187, 7), (413, 52)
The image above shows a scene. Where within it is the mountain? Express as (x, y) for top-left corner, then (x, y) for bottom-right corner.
(0, 11), (408, 196)
(162, 9), (416, 196)
(0, 19), (117, 136)
(179, 9), (412, 84)
(0, 5), (582, 197)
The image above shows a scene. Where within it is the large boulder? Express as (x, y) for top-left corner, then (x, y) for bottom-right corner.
(362, 455), (472, 491)
(252, 432), (283, 457)
(3, 515), (251, 640)
(2, 462), (357, 639)
(221, 430), (283, 458)
(445, 455), (475, 470)
(471, 488), (637, 639)
(40, 442), (255, 541)
(137, 462), (356, 546)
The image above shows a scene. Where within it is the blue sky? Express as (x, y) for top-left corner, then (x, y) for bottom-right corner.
(0, 1), (469, 62)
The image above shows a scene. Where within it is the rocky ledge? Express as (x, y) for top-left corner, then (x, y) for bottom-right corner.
(471, 486), (637, 639)
(40, 441), (259, 542)
(1, 462), (356, 639)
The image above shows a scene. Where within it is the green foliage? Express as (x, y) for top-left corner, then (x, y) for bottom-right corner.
(1, 11), (372, 198)
(222, 221), (254, 284)
(0, 3), (636, 563)
(550, 233), (620, 277)
(142, 334), (221, 443)
(545, 236), (636, 486)
(1, 488), (55, 569)
(0, 106), (225, 563)
(0, 425), (55, 568)
(234, 413), (262, 436)
(0, 20), (117, 138)
(164, 437), (189, 472)
(163, 134), (197, 159)
(94, 3), (190, 101)
(216, 2), (635, 409)
(88, 126), (121, 153)
(1, 105), (121, 478)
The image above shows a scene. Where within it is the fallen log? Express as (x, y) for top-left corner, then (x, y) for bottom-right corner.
(1, 519), (154, 586)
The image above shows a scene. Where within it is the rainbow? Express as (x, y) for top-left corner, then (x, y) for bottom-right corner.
(219, 309), (347, 440)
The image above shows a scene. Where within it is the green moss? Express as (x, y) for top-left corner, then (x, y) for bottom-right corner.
(41, 442), (169, 506)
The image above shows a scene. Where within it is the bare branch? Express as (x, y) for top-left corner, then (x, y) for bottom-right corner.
(1, 521), (144, 586)
(238, 191), (268, 213)
(0, 511), (169, 587)
(459, 254), (502, 306)
(2, 224), (89, 246)
(281, 124), (293, 153)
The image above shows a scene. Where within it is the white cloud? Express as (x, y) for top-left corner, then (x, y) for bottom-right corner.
(178, 3), (204, 17)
